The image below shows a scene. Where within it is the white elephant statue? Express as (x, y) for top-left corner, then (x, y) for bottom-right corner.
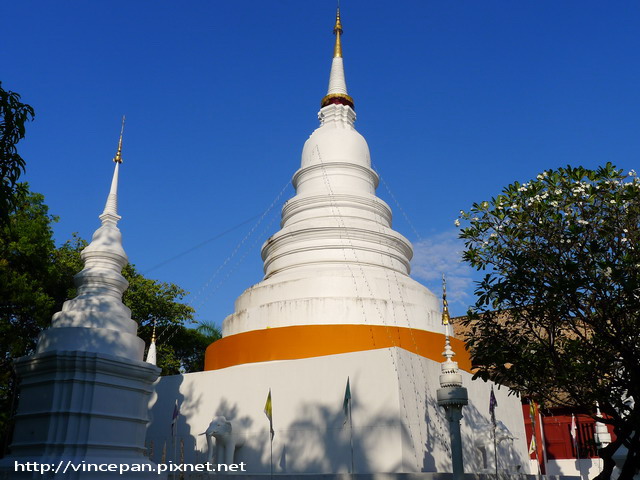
(473, 422), (516, 471)
(201, 416), (245, 465)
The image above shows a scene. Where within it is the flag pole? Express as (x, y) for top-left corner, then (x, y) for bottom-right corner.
(534, 431), (541, 476)
(343, 377), (354, 473)
(264, 389), (274, 479)
(573, 415), (585, 480)
(171, 400), (180, 468)
(349, 398), (354, 474)
(493, 420), (498, 475)
(173, 434), (178, 470)
(530, 436), (541, 475)
(490, 386), (498, 475)
(530, 401), (542, 475)
(173, 426), (178, 469)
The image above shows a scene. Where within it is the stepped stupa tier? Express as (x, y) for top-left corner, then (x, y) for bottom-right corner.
(207, 9), (447, 368)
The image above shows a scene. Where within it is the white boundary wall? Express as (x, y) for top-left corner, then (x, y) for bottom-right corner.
(148, 348), (530, 475)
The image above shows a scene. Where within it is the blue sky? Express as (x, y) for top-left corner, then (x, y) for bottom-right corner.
(5, 1), (640, 322)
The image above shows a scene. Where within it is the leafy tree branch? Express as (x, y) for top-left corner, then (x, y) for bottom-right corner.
(459, 163), (640, 479)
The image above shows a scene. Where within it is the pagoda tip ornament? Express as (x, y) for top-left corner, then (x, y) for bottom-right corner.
(113, 115), (125, 164)
(333, 7), (343, 57)
(439, 275), (463, 389)
(437, 275), (468, 480)
(321, 7), (354, 109)
(442, 273), (451, 326)
(100, 118), (126, 225)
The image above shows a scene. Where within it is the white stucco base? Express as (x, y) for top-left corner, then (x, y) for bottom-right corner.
(1, 351), (162, 479)
(147, 348), (531, 475)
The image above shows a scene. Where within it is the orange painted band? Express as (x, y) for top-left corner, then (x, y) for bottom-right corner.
(204, 324), (472, 372)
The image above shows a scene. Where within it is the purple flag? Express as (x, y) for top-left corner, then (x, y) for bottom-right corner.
(489, 386), (498, 425)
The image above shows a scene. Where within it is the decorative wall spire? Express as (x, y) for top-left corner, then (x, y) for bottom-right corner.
(436, 277), (468, 480)
(321, 7), (354, 109)
(441, 275), (456, 365)
(442, 273), (451, 326)
(146, 320), (157, 365)
(440, 274), (462, 388)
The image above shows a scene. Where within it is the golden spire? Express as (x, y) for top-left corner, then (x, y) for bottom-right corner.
(333, 7), (343, 58)
(442, 274), (451, 325)
(320, 6), (354, 110)
(151, 319), (157, 343)
(113, 116), (125, 164)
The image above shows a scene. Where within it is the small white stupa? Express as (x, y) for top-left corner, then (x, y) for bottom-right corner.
(437, 276), (468, 480)
(146, 321), (157, 366)
(2, 119), (162, 479)
(147, 9), (531, 475)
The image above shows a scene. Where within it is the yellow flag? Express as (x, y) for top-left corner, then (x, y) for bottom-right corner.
(264, 389), (274, 441)
(529, 401), (537, 426)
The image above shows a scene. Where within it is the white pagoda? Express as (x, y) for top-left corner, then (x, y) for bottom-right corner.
(2, 121), (162, 479)
(147, 10), (530, 475)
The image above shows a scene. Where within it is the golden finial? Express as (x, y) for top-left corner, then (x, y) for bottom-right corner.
(333, 6), (343, 58)
(151, 319), (157, 343)
(320, 4), (354, 109)
(442, 274), (451, 325)
(113, 115), (125, 164)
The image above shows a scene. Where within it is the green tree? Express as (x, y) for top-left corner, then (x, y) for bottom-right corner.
(0, 82), (34, 222)
(0, 187), (61, 454)
(458, 163), (640, 480)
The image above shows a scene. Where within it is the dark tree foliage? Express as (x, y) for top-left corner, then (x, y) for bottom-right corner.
(458, 163), (640, 480)
(0, 82), (34, 222)
(0, 188), (62, 455)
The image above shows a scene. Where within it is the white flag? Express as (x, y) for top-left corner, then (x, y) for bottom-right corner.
(570, 414), (578, 456)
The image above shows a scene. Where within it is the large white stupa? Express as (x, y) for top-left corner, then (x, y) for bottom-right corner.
(147, 10), (531, 475)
